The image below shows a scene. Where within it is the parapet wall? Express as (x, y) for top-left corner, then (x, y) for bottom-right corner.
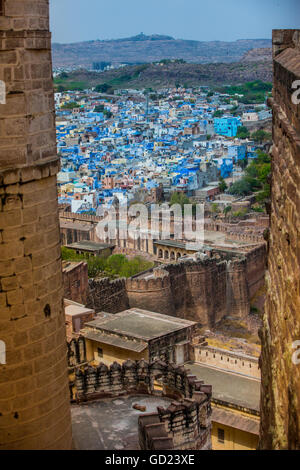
(74, 358), (212, 402)
(139, 397), (212, 450)
(59, 211), (102, 224)
(193, 344), (260, 379)
(72, 358), (212, 450)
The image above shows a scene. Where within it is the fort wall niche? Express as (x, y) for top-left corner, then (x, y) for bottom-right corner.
(260, 29), (300, 450)
(0, 0), (72, 449)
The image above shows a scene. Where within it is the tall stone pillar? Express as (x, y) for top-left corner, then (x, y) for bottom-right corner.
(0, 1), (72, 449)
(259, 29), (300, 449)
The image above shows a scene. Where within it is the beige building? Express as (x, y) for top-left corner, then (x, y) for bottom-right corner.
(81, 308), (197, 366)
(64, 299), (95, 341)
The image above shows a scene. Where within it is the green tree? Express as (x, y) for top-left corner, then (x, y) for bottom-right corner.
(218, 177), (227, 192)
(95, 83), (113, 94)
(211, 203), (220, 215)
(94, 104), (105, 113)
(61, 101), (78, 110)
(251, 130), (272, 144)
(223, 205), (232, 219)
(236, 126), (250, 139)
(213, 110), (224, 118)
(229, 179), (252, 196)
(106, 254), (127, 275)
(104, 110), (113, 119)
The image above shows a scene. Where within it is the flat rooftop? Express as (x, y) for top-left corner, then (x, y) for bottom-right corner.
(62, 260), (85, 272)
(154, 240), (199, 250)
(85, 308), (196, 341)
(65, 304), (94, 318)
(187, 362), (260, 412)
(66, 240), (115, 251)
(72, 395), (172, 450)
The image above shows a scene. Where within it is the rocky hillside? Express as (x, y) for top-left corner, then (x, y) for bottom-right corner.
(241, 47), (272, 62)
(54, 61), (273, 91)
(52, 33), (272, 68)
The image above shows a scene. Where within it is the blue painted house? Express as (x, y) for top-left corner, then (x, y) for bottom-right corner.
(214, 116), (242, 137)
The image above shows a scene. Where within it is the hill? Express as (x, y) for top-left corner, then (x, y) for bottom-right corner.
(241, 48), (272, 62)
(52, 34), (272, 68)
(54, 60), (273, 92)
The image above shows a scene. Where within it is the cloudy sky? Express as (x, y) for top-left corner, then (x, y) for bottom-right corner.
(50, 0), (300, 43)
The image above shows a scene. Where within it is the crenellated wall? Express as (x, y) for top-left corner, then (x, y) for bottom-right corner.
(73, 358), (212, 400)
(139, 397), (212, 450)
(125, 245), (266, 327)
(72, 358), (212, 450)
(73, 244), (267, 327)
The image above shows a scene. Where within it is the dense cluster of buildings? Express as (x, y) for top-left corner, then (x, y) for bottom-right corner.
(5, 1), (298, 454)
(55, 87), (269, 214)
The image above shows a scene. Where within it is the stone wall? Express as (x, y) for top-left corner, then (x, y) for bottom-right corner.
(260, 29), (300, 449)
(139, 397), (212, 450)
(67, 336), (87, 368)
(193, 343), (260, 379)
(73, 359), (212, 450)
(0, 0), (72, 449)
(63, 261), (89, 305)
(126, 245), (266, 327)
(62, 244), (265, 327)
(86, 277), (129, 313)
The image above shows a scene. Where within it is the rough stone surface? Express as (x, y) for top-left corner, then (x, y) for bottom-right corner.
(0, 1), (72, 450)
(259, 29), (300, 450)
(71, 358), (212, 450)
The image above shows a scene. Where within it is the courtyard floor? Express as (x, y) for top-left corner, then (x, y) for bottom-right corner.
(71, 395), (172, 450)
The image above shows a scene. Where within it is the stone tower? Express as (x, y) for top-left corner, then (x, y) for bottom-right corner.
(260, 30), (300, 449)
(0, 1), (72, 449)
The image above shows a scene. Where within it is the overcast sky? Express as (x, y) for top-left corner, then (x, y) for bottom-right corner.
(50, 0), (300, 44)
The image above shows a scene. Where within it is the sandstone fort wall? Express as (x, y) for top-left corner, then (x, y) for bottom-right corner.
(0, 0), (72, 449)
(260, 29), (300, 449)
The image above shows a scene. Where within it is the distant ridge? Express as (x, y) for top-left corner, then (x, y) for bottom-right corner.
(52, 34), (271, 68)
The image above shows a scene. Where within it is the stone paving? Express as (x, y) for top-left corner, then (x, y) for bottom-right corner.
(71, 395), (172, 450)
